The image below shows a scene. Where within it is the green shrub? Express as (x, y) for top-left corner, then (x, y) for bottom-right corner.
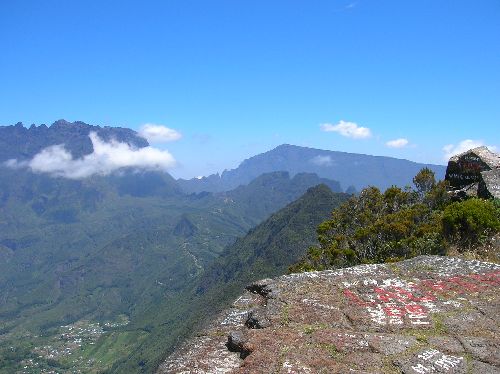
(442, 198), (500, 249)
(291, 169), (500, 274)
(291, 177), (448, 272)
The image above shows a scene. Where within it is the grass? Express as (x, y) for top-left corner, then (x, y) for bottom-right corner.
(303, 325), (316, 335)
(280, 305), (290, 327)
(324, 343), (341, 359)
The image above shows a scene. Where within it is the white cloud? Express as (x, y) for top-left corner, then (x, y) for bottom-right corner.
(138, 123), (182, 143)
(5, 132), (176, 179)
(442, 139), (498, 160)
(311, 155), (333, 166)
(386, 138), (409, 148)
(320, 120), (371, 139)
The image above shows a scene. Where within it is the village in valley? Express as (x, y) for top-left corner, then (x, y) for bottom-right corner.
(17, 316), (129, 374)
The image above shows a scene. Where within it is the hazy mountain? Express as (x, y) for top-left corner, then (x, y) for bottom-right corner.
(1, 122), (445, 195)
(178, 144), (446, 193)
(0, 119), (148, 161)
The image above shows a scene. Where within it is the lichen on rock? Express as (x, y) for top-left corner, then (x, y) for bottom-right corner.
(158, 256), (499, 373)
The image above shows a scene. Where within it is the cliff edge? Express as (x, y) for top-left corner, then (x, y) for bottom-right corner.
(159, 256), (499, 373)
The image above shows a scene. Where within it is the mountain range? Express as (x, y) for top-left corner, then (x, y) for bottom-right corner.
(0, 120), (447, 373)
(178, 143), (446, 193)
(1, 120), (446, 193)
(0, 120), (147, 161)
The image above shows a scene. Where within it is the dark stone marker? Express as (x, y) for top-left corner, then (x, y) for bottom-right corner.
(445, 147), (499, 190)
(445, 146), (500, 200)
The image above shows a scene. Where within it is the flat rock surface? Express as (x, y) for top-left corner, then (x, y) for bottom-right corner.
(158, 256), (500, 373)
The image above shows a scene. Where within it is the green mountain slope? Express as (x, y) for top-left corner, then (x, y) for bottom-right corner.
(108, 185), (349, 373)
(197, 184), (349, 295)
(0, 166), (342, 372)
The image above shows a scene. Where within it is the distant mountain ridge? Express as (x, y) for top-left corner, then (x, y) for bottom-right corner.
(178, 144), (447, 193)
(0, 119), (148, 161)
(1, 121), (446, 194)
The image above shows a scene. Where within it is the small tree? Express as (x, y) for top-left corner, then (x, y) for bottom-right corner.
(413, 167), (436, 197)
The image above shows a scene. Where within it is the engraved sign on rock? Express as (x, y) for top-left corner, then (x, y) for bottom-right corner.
(445, 146), (500, 199)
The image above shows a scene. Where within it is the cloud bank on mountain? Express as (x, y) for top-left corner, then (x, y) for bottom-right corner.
(4, 132), (176, 179)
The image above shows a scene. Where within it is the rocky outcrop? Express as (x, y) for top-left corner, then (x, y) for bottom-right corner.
(158, 256), (499, 373)
(445, 146), (500, 199)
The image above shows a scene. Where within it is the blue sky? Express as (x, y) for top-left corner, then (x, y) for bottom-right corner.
(1, 0), (499, 178)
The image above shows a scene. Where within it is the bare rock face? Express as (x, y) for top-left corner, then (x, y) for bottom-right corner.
(445, 146), (500, 199)
(157, 291), (263, 373)
(158, 256), (499, 373)
(479, 169), (500, 199)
